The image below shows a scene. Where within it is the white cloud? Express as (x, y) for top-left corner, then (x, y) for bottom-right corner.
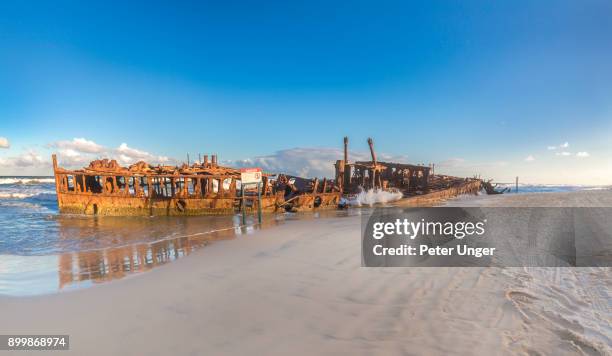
(51, 140), (172, 167)
(437, 158), (466, 168)
(50, 137), (105, 153)
(56, 148), (92, 166)
(548, 142), (591, 159)
(0, 137), (176, 173)
(225, 147), (409, 178)
(547, 142), (569, 150)
(15, 151), (45, 167)
(576, 151), (590, 158)
(525, 155), (535, 162)
(437, 158), (507, 169)
(117, 143), (149, 158)
(0, 137), (9, 149)
(115, 143), (169, 165)
(433, 157), (510, 180)
(0, 150), (48, 169)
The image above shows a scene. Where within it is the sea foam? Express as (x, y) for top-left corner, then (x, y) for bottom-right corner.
(348, 188), (403, 207)
(0, 177), (55, 185)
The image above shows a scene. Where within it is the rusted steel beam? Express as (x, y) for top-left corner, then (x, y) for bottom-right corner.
(343, 136), (349, 163)
(367, 137), (377, 165)
(367, 138), (379, 189)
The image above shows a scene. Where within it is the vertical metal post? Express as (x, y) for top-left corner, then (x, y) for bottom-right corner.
(51, 154), (61, 209)
(515, 176), (519, 193)
(241, 184), (246, 225)
(367, 137), (377, 190)
(343, 136), (349, 163)
(257, 182), (262, 224)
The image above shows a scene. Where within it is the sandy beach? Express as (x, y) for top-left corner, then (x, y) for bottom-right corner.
(1, 191), (610, 355)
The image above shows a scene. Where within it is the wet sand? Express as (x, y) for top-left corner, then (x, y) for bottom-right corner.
(0, 191), (610, 355)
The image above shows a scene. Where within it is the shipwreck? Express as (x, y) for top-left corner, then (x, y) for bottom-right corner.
(52, 154), (341, 216)
(334, 137), (482, 205)
(52, 137), (482, 216)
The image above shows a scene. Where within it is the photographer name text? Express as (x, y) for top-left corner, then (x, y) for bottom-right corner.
(371, 218), (495, 257)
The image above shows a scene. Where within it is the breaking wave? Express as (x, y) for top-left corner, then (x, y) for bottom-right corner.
(348, 188), (403, 207)
(0, 192), (56, 201)
(28, 193), (57, 201)
(0, 177), (55, 185)
(0, 177), (56, 201)
(0, 192), (36, 199)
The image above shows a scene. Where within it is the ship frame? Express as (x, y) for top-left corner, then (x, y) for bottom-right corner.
(52, 155), (342, 216)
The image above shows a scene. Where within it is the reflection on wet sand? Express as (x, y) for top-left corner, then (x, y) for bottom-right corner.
(56, 215), (284, 291)
(0, 209), (352, 295)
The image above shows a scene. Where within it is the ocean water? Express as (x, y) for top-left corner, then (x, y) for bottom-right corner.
(0, 176), (357, 296)
(492, 183), (611, 194)
(0, 176), (293, 296)
(0, 177), (608, 296)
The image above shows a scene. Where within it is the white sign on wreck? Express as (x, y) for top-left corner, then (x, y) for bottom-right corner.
(240, 168), (262, 184)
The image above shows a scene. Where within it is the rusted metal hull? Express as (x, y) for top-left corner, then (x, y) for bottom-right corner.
(393, 179), (482, 207)
(52, 154), (342, 216)
(335, 137), (431, 194)
(280, 192), (342, 212)
(57, 193), (267, 216)
(56, 191), (341, 216)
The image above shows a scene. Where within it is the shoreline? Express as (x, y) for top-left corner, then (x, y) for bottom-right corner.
(0, 214), (522, 355)
(0, 190), (610, 355)
(446, 189), (612, 207)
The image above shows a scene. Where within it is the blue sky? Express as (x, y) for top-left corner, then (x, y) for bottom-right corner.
(1, 1), (611, 183)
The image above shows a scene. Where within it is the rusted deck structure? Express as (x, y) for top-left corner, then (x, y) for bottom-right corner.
(335, 137), (481, 201)
(335, 137), (431, 194)
(52, 154), (341, 216)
